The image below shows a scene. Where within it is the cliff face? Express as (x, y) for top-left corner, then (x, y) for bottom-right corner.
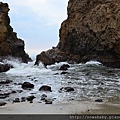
(35, 0), (120, 68)
(0, 2), (31, 63)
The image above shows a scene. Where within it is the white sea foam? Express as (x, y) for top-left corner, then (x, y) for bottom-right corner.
(0, 58), (119, 103)
(0, 62), (4, 64)
(85, 61), (102, 65)
(5, 59), (52, 76)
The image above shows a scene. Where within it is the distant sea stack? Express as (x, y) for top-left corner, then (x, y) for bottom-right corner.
(35, 0), (120, 68)
(0, 2), (31, 63)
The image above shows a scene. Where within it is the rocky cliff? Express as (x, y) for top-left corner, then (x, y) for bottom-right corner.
(0, 2), (31, 63)
(35, 0), (120, 68)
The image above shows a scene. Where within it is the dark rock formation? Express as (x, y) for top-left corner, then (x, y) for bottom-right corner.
(40, 94), (53, 104)
(45, 99), (53, 104)
(0, 80), (12, 84)
(35, 0), (120, 68)
(13, 98), (20, 103)
(95, 99), (103, 102)
(39, 85), (52, 92)
(0, 101), (7, 106)
(60, 87), (75, 92)
(26, 95), (36, 102)
(41, 94), (47, 100)
(0, 2), (31, 63)
(61, 71), (68, 75)
(59, 64), (70, 70)
(0, 64), (11, 72)
(21, 97), (26, 102)
(22, 82), (34, 90)
(0, 92), (9, 99)
(11, 90), (17, 94)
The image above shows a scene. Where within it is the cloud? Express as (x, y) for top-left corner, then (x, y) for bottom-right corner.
(2, 0), (69, 55)
(3, 0), (69, 25)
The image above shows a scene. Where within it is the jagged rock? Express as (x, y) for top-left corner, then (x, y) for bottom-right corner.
(35, 48), (69, 66)
(0, 64), (11, 72)
(35, 0), (120, 68)
(34, 51), (55, 66)
(39, 85), (52, 92)
(0, 2), (31, 63)
(22, 82), (34, 89)
(59, 64), (70, 70)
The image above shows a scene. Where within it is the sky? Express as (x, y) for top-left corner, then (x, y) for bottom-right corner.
(2, 0), (69, 57)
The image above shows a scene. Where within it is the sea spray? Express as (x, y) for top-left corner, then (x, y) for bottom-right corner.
(0, 59), (119, 104)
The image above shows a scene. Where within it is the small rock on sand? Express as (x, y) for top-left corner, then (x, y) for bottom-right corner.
(39, 85), (52, 92)
(0, 101), (7, 106)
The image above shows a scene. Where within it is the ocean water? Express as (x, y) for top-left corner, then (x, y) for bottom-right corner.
(0, 58), (120, 104)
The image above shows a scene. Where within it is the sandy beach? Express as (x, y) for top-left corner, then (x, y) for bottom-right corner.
(0, 101), (120, 114)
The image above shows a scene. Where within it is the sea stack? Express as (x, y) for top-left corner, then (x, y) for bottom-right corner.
(0, 2), (31, 63)
(35, 0), (120, 68)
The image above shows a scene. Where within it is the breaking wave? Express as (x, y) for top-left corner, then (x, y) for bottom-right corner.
(0, 58), (120, 104)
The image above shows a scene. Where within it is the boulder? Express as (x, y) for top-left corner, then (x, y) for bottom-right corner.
(39, 85), (52, 92)
(35, 0), (120, 68)
(22, 82), (34, 89)
(0, 64), (11, 72)
(59, 64), (70, 70)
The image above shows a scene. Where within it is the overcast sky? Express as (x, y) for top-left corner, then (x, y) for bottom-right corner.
(2, 0), (69, 57)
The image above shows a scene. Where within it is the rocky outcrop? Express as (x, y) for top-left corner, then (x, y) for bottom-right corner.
(0, 2), (31, 63)
(0, 64), (11, 72)
(35, 0), (120, 68)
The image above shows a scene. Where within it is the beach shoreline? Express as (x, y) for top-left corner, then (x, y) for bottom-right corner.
(0, 101), (120, 114)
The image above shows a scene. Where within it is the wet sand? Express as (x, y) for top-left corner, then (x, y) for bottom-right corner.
(0, 101), (120, 114)
(84, 103), (120, 114)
